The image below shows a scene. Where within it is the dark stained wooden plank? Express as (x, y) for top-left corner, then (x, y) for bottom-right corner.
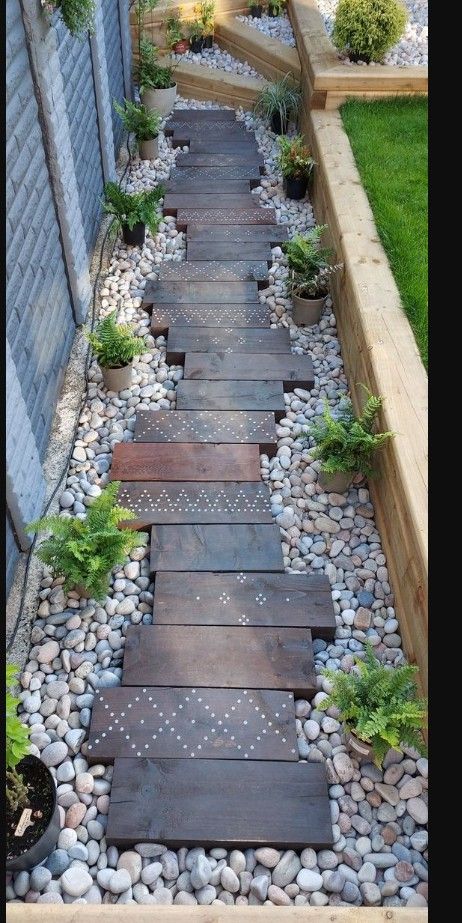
(176, 153), (264, 168)
(164, 193), (256, 211)
(111, 442), (261, 483)
(157, 260), (268, 282)
(177, 208), (276, 226)
(122, 625), (315, 696)
(149, 523), (284, 573)
(133, 410), (277, 455)
(154, 573), (336, 638)
(170, 166), (263, 182)
(187, 223), (289, 243)
(170, 129), (250, 148)
(87, 687), (297, 763)
(106, 758), (334, 848)
(165, 179), (251, 194)
(117, 481), (272, 525)
(188, 140), (259, 153)
(166, 327), (290, 363)
(184, 352), (315, 389)
(176, 380), (285, 416)
(187, 241), (271, 261)
(143, 280), (259, 306)
(166, 109), (236, 123)
(151, 304), (269, 333)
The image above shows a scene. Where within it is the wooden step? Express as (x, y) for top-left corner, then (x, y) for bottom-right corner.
(175, 153), (264, 168)
(164, 193), (257, 211)
(87, 687), (297, 763)
(117, 481), (272, 526)
(176, 380), (285, 416)
(184, 352), (315, 389)
(187, 241), (271, 261)
(166, 110), (236, 123)
(111, 442), (261, 483)
(151, 304), (270, 333)
(171, 60), (267, 111)
(149, 523), (284, 572)
(170, 166), (263, 182)
(188, 140), (259, 154)
(215, 14), (301, 84)
(165, 179), (252, 194)
(143, 280), (259, 306)
(177, 207), (276, 226)
(166, 327), (290, 362)
(133, 409), (277, 454)
(157, 260), (268, 282)
(170, 128), (250, 147)
(187, 223), (288, 243)
(153, 572), (336, 638)
(106, 758), (334, 848)
(122, 625), (315, 696)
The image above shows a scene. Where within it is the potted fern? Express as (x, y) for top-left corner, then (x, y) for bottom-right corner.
(308, 389), (394, 493)
(27, 482), (148, 601)
(254, 74), (301, 135)
(278, 134), (315, 200)
(114, 99), (162, 161)
(248, 0), (263, 17)
(284, 226), (342, 326)
(103, 181), (164, 247)
(84, 310), (145, 392)
(319, 642), (427, 766)
(135, 37), (177, 117)
(6, 665), (60, 870)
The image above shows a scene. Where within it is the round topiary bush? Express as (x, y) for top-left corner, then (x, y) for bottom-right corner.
(332, 0), (408, 63)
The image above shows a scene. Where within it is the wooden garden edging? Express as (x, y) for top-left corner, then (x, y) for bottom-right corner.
(5, 906), (429, 921)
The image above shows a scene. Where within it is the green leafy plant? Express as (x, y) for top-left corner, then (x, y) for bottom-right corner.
(135, 37), (176, 91)
(254, 74), (301, 127)
(103, 181), (164, 236)
(319, 642), (427, 766)
(283, 226), (342, 299)
(333, 0), (407, 62)
(248, 1), (263, 10)
(166, 13), (185, 47)
(267, 0), (287, 15)
(197, 0), (215, 36)
(84, 311), (145, 369)
(188, 19), (204, 42)
(113, 99), (161, 142)
(28, 483), (148, 601)
(277, 134), (315, 181)
(6, 665), (31, 813)
(307, 387), (394, 477)
(41, 1), (95, 38)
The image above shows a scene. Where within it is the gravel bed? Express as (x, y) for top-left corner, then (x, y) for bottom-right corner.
(171, 43), (261, 78)
(317, 0), (428, 67)
(236, 13), (296, 47)
(6, 97), (428, 908)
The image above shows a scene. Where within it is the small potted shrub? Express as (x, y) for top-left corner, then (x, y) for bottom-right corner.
(318, 642), (427, 766)
(284, 225), (342, 326)
(278, 134), (315, 200)
(333, 0), (407, 63)
(254, 73), (301, 135)
(6, 664), (60, 871)
(114, 99), (161, 161)
(198, 0), (216, 48)
(308, 388), (394, 493)
(135, 37), (177, 117)
(248, 0), (263, 18)
(84, 310), (145, 392)
(166, 13), (189, 54)
(28, 482), (148, 601)
(189, 19), (205, 53)
(103, 181), (164, 247)
(268, 0), (286, 16)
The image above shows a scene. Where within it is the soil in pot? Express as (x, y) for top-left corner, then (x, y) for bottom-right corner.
(122, 221), (145, 247)
(7, 755), (60, 871)
(190, 37), (204, 53)
(203, 34), (213, 48)
(292, 292), (326, 327)
(271, 111), (289, 135)
(102, 362), (133, 393)
(249, 5), (263, 17)
(318, 469), (354, 494)
(284, 175), (308, 200)
(173, 39), (189, 54)
(139, 136), (159, 160)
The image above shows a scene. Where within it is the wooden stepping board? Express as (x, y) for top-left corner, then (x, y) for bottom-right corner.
(87, 687), (297, 764)
(165, 180), (252, 194)
(187, 241), (271, 261)
(106, 758), (333, 848)
(166, 110), (235, 122)
(170, 130), (251, 148)
(184, 352), (315, 389)
(133, 409), (277, 453)
(188, 140), (259, 154)
(153, 572), (336, 638)
(122, 625), (315, 696)
(166, 327), (290, 362)
(177, 208), (276, 226)
(143, 280), (259, 305)
(170, 166), (263, 182)
(175, 153), (264, 168)
(187, 223), (288, 243)
(149, 523), (284, 572)
(111, 442), (261, 483)
(157, 260), (268, 282)
(176, 380), (285, 416)
(164, 194), (256, 211)
(117, 481), (272, 526)
(151, 304), (269, 333)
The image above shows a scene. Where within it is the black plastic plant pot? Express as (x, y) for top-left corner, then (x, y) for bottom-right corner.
(283, 175), (308, 200)
(6, 755), (60, 871)
(122, 222), (145, 246)
(249, 5), (263, 17)
(271, 111), (289, 135)
(203, 34), (213, 48)
(268, 7), (279, 16)
(348, 51), (372, 64)
(190, 37), (204, 53)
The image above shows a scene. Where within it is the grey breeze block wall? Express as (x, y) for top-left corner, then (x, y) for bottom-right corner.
(6, 0), (132, 595)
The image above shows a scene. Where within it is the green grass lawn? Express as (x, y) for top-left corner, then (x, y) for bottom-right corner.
(340, 97), (428, 369)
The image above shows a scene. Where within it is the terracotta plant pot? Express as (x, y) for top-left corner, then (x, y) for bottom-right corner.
(173, 39), (189, 54)
(284, 175), (308, 200)
(318, 469), (354, 494)
(292, 292), (327, 326)
(271, 111), (289, 135)
(101, 362), (134, 393)
(141, 83), (177, 118)
(122, 221), (145, 247)
(6, 755), (60, 871)
(138, 136), (159, 160)
(190, 37), (204, 53)
(345, 731), (376, 763)
(203, 34), (214, 48)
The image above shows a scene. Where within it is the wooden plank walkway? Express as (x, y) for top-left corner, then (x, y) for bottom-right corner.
(89, 109), (333, 849)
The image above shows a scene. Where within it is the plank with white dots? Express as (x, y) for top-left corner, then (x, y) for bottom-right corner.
(116, 481), (273, 526)
(133, 410), (277, 456)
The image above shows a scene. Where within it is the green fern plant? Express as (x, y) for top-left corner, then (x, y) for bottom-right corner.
(307, 388), (394, 477)
(113, 99), (161, 142)
(277, 134), (315, 180)
(102, 182), (164, 236)
(84, 311), (145, 369)
(27, 483), (148, 601)
(319, 641), (427, 766)
(135, 37), (176, 91)
(6, 665), (31, 813)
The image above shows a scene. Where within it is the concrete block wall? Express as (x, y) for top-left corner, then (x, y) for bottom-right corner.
(6, 1), (132, 594)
